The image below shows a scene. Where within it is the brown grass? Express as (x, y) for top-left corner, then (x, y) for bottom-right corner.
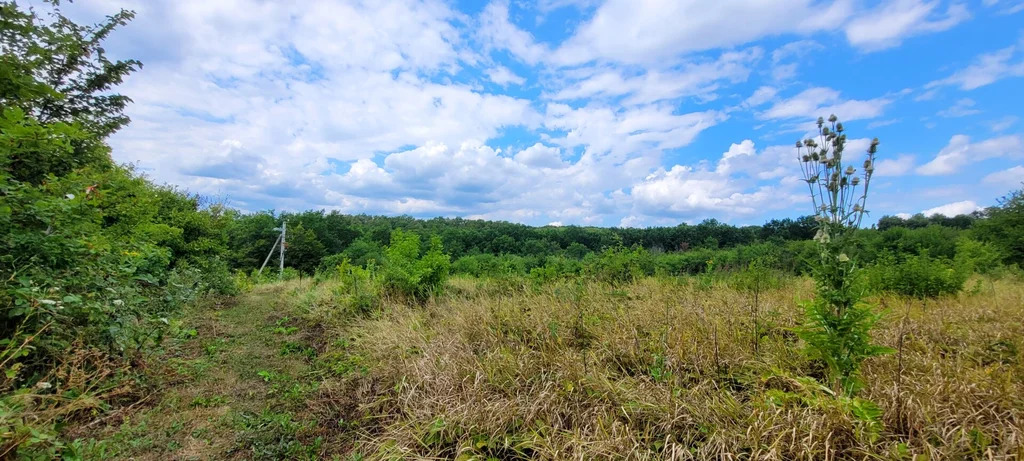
(302, 275), (1024, 460)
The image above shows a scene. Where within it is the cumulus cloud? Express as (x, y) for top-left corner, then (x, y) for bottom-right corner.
(921, 200), (982, 217)
(874, 155), (917, 176)
(485, 66), (526, 86)
(52, 0), (1015, 226)
(917, 135), (1024, 175)
(478, 1), (549, 65)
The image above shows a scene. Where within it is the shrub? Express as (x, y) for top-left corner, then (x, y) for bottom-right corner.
(527, 256), (583, 285)
(329, 258), (381, 316)
(865, 252), (967, 298)
(381, 230), (451, 301)
(954, 237), (1003, 275)
(583, 246), (655, 284)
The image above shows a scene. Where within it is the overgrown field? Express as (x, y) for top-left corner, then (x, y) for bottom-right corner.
(287, 273), (1023, 459)
(83, 272), (1017, 460)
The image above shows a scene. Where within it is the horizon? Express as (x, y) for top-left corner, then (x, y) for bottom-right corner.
(62, 0), (1024, 227)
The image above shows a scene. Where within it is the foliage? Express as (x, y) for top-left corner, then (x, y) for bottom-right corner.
(329, 259), (381, 316)
(582, 245), (655, 284)
(0, 2), (234, 456)
(953, 236), (1003, 275)
(380, 230), (451, 301)
(865, 252), (967, 298)
(282, 223), (325, 275)
(973, 185), (1024, 267)
(795, 115), (890, 395)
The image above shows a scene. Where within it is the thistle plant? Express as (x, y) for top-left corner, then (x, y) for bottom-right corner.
(795, 115), (890, 395)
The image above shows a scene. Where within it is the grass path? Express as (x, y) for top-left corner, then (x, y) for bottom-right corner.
(80, 281), (330, 460)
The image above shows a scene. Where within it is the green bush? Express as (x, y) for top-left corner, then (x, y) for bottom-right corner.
(954, 237), (1003, 275)
(451, 253), (528, 278)
(381, 230), (451, 301)
(583, 246), (655, 284)
(329, 258), (381, 316)
(865, 252), (967, 298)
(527, 256), (583, 285)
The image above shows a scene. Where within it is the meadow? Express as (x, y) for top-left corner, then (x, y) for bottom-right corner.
(65, 270), (1024, 459)
(3, 2), (1024, 459)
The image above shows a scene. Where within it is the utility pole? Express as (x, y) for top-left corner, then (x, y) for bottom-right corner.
(279, 221), (286, 279)
(258, 221), (287, 279)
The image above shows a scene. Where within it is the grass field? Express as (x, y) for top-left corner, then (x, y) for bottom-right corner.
(79, 274), (1024, 459)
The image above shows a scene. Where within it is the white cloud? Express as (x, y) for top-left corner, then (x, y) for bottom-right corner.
(982, 165), (1024, 188)
(514, 143), (566, 168)
(844, 0), (969, 51)
(759, 87), (891, 121)
(550, 48), (762, 106)
(921, 200), (982, 217)
(549, 0), (849, 66)
(875, 155), (916, 176)
(485, 66), (526, 86)
(769, 40), (822, 81)
(917, 134), (1024, 175)
(478, 1), (549, 65)
(928, 45), (1024, 90)
(937, 98), (981, 118)
(990, 116), (1018, 132)
(982, 0), (1024, 15)
(743, 86), (778, 108)
(867, 119), (901, 129)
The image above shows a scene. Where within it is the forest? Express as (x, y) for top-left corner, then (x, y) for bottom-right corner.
(2, 2), (1024, 459)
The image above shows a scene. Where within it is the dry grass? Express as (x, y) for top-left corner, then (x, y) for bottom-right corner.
(304, 275), (1024, 460)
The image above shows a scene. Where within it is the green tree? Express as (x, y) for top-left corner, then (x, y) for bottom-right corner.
(284, 222), (325, 275)
(974, 185), (1024, 266)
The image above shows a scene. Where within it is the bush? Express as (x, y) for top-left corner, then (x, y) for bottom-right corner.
(583, 246), (655, 284)
(451, 253), (526, 278)
(527, 256), (583, 285)
(865, 252), (967, 298)
(329, 258), (381, 316)
(381, 230), (451, 301)
(954, 237), (1003, 275)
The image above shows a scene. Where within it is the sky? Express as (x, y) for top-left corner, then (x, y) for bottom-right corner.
(60, 0), (1024, 227)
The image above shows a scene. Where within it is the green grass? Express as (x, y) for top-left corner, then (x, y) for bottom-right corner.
(71, 281), (326, 460)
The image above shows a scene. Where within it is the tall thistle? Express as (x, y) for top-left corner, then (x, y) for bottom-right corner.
(796, 115), (890, 395)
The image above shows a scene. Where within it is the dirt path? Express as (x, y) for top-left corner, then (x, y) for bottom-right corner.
(79, 282), (328, 460)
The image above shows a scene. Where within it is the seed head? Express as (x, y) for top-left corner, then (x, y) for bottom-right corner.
(845, 166), (855, 176)
(852, 177), (860, 186)
(828, 114), (838, 123)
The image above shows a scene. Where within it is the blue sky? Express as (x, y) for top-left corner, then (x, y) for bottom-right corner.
(64, 0), (1024, 227)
